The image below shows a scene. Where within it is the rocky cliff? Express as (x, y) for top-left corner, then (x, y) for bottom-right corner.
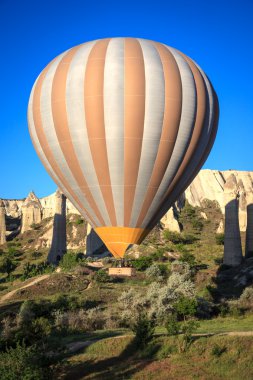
(1, 169), (252, 249)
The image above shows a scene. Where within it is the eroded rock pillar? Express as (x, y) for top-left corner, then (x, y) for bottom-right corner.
(0, 200), (6, 245)
(223, 174), (243, 266)
(245, 195), (253, 259)
(48, 190), (67, 264)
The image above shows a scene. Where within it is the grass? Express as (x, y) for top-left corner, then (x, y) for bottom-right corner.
(59, 334), (253, 380)
(155, 313), (253, 335)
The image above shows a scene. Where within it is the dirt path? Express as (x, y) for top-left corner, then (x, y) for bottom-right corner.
(0, 274), (50, 304)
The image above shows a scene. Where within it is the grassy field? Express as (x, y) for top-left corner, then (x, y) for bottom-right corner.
(58, 334), (253, 380)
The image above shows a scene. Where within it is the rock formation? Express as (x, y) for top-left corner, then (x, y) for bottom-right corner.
(47, 190), (67, 264)
(1, 170), (253, 258)
(223, 174), (243, 267)
(245, 194), (253, 259)
(160, 207), (181, 232)
(0, 200), (6, 245)
(21, 191), (42, 233)
(3, 170), (253, 234)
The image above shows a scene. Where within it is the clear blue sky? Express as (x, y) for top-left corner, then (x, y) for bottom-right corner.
(0, 0), (252, 199)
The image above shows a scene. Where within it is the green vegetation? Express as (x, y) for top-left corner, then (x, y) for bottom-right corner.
(59, 251), (85, 271)
(21, 261), (54, 280)
(93, 269), (110, 283)
(216, 233), (225, 245)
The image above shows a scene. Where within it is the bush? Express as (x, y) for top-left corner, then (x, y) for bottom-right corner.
(163, 230), (185, 244)
(21, 262), (54, 280)
(31, 251), (42, 260)
(131, 313), (155, 348)
(178, 320), (199, 352)
(179, 202), (204, 232)
(239, 286), (253, 307)
(59, 251), (83, 271)
(146, 264), (162, 280)
(163, 230), (198, 245)
(93, 269), (110, 283)
(0, 342), (49, 380)
(211, 344), (227, 357)
(0, 256), (16, 276)
(174, 296), (198, 320)
(75, 218), (84, 225)
(216, 233), (224, 245)
(165, 314), (179, 336)
(30, 223), (40, 230)
(180, 252), (197, 268)
(132, 256), (153, 271)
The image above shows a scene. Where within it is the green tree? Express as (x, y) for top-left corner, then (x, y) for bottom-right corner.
(132, 313), (155, 348)
(0, 257), (16, 276)
(174, 296), (197, 321)
(94, 269), (110, 283)
(0, 342), (50, 379)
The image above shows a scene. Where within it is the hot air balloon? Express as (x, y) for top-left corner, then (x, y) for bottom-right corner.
(28, 38), (219, 259)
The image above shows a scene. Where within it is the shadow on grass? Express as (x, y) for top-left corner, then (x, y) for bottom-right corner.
(63, 337), (161, 380)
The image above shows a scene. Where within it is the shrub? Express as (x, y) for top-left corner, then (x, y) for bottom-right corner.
(174, 296), (198, 320)
(211, 344), (227, 357)
(21, 262), (54, 280)
(178, 320), (199, 352)
(131, 313), (155, 348)
(75, 218), (84, 225)
(239, 286), (253, 307)
(165, 314), (179, 336)
(146, 264), (162, 280)
(30, 223), (40, 230)
(180, 252), (197, 268)
(228, 302), (243, 317)
(0, 256), (16, 276)
(157, 343), (175, 359)
(30, 317), (52, 342)
(17, 300), (35, 326)
(93, 269), (110, 283)
(31, 251), (43, 259)
(216, 233), (224, 245)
(132, 256), (153, 271)
(0, 342), (52, 380)
(163, 230), (185, 244)
(179, 202), (204, 232)
(59, 251), (83, 271)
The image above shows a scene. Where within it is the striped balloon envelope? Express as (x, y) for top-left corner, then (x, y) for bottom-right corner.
(28, 37), (219, 259)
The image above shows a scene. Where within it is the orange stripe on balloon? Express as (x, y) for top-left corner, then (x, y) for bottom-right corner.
(51, 47), (105, 226)
(32, 62), (97, 226)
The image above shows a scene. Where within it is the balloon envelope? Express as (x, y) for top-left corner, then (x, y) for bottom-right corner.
(28, 38), (219, 258)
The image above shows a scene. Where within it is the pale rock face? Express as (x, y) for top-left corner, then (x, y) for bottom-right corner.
(160, 208), (181, 232)
(0, 200), (6, 245)
(21, 192), (42, 233)
(216, 219), (224, 233)
(40, 193), (80, 219)
(185, 170), (253, 232)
